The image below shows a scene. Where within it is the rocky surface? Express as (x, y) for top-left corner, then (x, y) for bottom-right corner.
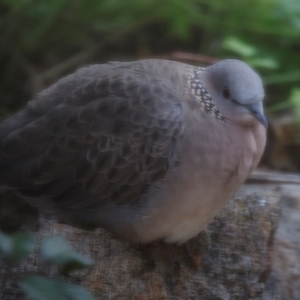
(265, 115), (300, 171)
(273, 185), (300, 300)
(0, 189), (280, 300)
(241, 182), (300, 300)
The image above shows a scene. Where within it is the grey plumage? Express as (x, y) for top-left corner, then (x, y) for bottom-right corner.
(0, 59), (267, 244)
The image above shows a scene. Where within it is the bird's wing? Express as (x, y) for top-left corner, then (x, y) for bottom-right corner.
(0, 62), (185, 210)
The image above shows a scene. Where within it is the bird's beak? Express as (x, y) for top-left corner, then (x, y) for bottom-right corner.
(245, 102), (268, 129)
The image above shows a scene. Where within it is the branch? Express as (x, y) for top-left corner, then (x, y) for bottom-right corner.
(247, 169), (300, 184)
(165, 51), (218, 65)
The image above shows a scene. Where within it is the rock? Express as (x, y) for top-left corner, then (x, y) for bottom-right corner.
(0, 190), (280, 300)
(266, 115), (300, 171)
(241, 177), (300, 300)
(267, 185), (300, 300)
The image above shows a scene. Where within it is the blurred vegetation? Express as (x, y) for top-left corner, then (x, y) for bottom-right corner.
(0, 0), (300, 120)
(0, 231), (96, 300)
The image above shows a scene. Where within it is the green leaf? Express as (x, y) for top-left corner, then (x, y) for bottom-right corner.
(289, 87), (300, 124)
(0, 231), (35, 262)
(247, 57), (279, 70)
(222, 36), (257, 57)
(0, 232), (12, 256)
(20, 275), (96, 300)
(41, 236), (94, 274)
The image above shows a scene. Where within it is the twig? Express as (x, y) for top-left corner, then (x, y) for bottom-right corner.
(247, 170), (300, 184)
(166, 51), (218, 65)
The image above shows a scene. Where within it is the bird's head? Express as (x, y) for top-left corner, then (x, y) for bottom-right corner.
(204, 59), (267, 129)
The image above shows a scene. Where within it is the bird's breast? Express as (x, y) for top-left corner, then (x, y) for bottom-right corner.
(134, 118), (258, 244)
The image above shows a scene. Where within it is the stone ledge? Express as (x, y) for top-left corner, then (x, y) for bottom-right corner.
(0, 189), (280, 300)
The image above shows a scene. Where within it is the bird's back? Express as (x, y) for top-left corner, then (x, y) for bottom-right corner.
(0, 60), (190, 228)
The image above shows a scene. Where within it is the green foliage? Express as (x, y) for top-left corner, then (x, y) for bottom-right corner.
(20, 276), (95, 300)
(41, 236), (94, 274)
(0, 0), (300, 120)
(0, 232), (35, 262)
(267, 87), (300, 127)
(0, 231), (96, 300)
(0, 0), (198, 53)
(289, 88), (300, 124)
(222, 37), (279, 70)
(2, 0), (299, 58)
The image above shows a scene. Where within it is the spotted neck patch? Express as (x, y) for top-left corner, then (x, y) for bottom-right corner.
(189, 67), (225, 123)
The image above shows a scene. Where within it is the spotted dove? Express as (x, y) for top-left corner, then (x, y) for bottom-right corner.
(0, 59), (267, 244)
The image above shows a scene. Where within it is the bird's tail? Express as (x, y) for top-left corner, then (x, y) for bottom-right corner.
(0, 110), (40, 188)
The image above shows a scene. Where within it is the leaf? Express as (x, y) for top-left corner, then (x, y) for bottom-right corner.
(289, 87), (300, 124)
(0, 232), (12, 256)
(247, 57), (279, 70)
(0, 231), (35, 262)
(20, 275), (96, 300)
(222, 36), (257, 57)
(41, 236), (94, 274)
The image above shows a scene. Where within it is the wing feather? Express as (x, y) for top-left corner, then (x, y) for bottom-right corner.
(0, 60), (186, 211)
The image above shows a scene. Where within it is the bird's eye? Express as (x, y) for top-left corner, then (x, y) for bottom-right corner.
(223, 87), (231, 99)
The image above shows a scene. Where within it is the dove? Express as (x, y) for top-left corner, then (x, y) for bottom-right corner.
(0, 59), (267, 244)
